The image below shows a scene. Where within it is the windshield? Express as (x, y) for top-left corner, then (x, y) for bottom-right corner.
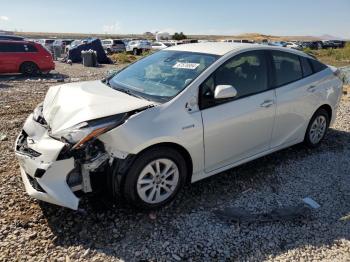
(109, 50), (219, 102)
(71, 40), (81, 46)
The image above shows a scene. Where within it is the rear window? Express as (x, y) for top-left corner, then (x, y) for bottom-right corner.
(45, 40), (55, 44)
(113, 40), (124, 44)
(271, 51), (302, 87)
(300, 56), (313, 77)
(309, 59), (327, 73)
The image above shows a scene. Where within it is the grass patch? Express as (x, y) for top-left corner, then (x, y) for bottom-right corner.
(109, 52), (138, 64)
(109, 50), (155, 64)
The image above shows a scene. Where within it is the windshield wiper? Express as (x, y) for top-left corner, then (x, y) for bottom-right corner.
(103, 79), (153, 102)
(114, 87), (152, 101)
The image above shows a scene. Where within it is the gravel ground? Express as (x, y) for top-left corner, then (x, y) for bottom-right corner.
(0, 62), (349, 262)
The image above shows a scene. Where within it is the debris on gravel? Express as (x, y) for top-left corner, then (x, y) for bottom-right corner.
(0, 62), (349, 261)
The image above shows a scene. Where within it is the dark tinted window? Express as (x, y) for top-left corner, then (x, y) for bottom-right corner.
(215, 50), (268, 97)
(271, 51), (302, 87)
(200, 50), (268, 109)
(0, 43), (26, 52)
(200, 75), (216, 108)
(113, 40), (124, 45)
(24, 44), (38, 52)
(300, 56), (313, 77)
(309, 58), (327, 73)
(0, 43), (9, 52)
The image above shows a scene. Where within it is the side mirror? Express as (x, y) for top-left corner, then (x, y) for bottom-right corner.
(214, 85), (237, 99)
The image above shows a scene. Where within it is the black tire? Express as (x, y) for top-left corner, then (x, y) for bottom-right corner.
(20, 62), (39, 76)
(304, 108), (330, 148)
(123, 146), (187, 210)
(133, 48), (139, 55)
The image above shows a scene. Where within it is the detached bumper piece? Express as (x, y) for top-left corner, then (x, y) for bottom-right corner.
(15, 114), (80, 210)
(18, 158), (79, 210)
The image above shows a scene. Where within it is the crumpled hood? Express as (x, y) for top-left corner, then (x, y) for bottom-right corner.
(43, 80), (154, 134)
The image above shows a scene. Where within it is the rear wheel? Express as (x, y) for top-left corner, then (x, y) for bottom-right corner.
(123, 147), (187, 210)
(20, 62), (39, 76)
(304, 108), (329, 148)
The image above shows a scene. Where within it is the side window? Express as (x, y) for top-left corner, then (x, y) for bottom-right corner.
(0, 43), (9, 52)
(300, 56), (313, 77)
(200, 50), (268, 109)
(24, 44), (38, 52)
(0, 43), (25, 52)
(215, 50), (268, 98)
(309, 58), (327, 73)
(271, 51), (302, 87)
(200, 75), (215, 109)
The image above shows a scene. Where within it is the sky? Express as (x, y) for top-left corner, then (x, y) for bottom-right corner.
(1, 0), (350, 38)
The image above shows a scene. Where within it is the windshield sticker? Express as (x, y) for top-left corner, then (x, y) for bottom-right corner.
(173, 62), (200, 70)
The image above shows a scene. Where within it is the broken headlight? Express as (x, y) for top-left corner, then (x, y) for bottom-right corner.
(33, 103), (43, 121)
(51, 114), (127, 149)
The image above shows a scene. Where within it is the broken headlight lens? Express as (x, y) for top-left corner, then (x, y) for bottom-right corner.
(33, 103), (43, 121)
(51, 114), (127, 149)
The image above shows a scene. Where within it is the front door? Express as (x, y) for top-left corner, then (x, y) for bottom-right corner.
(200, 50), (276, 172)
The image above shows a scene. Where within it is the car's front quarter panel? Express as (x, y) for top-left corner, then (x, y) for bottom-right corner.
(98, 100), (204, 180)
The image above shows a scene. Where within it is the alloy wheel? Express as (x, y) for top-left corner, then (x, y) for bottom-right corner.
(136, 158), (179, 204)
(309, 115), (327, 144)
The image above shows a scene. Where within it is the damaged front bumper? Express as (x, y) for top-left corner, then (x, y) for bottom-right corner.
(15, 113), (110, 210)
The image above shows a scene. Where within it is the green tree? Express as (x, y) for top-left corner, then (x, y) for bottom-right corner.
(172, 32), (187, 40)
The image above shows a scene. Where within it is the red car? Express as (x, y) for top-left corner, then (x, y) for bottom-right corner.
(0, 40), (55, 75)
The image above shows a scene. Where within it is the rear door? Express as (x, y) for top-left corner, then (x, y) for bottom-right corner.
(269, 51), (322, 148)
(0, 42), (25, 73)
(201, 50), (276, 172)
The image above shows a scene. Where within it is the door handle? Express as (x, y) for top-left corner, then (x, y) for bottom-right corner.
(307, 85), (316, 93)
(260, 100), (274, 108)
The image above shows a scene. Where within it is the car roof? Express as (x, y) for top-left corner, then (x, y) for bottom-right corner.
(166, 42), (308, 57)
(0, 35), (25, 40)
(0, 40), (36, 44)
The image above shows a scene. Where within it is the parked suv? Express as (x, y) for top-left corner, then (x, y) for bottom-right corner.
(126, 40), (151, 55)
(0, 40), (55, 75)
(15, 43), (342, 210)
(102, 39), (126, 54)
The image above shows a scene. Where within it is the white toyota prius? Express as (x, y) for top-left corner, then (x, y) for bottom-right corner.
(15, 43), (343, 210)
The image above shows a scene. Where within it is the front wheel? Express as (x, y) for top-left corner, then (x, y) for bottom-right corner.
(123, 147), (187, 210)
(304, 108), (329, 148)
